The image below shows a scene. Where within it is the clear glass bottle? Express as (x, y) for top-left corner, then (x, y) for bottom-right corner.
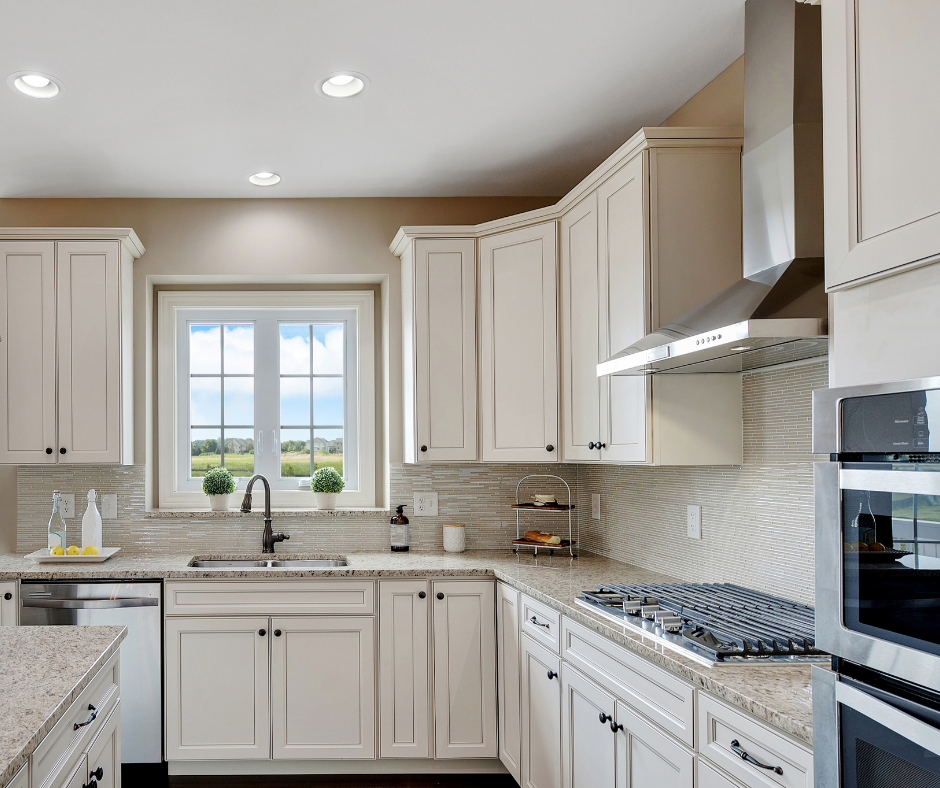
(48, 490), (66, 551)
(390, 504), (410, 552)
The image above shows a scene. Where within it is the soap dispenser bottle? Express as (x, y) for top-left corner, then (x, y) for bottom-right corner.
(390, 505), (410, 552)
(47, 491), (66, 552)
(81, 489), (103, 551)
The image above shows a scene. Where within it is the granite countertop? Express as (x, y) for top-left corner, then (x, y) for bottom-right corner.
(0, 549), (817, 745)
(0, 626), (126, 788)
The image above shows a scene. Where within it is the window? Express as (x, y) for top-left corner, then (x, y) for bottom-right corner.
(158, 291), (375, 509)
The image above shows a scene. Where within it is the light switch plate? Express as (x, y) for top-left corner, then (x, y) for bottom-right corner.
(101, 494), (118, 519)
(687, 505), (702, 540)
(60, 494), (75, 519)
(591, 494), (601, 520)
(414, 492), (438, 517)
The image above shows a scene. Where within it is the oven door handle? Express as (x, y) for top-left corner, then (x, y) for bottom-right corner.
(836, 681), (940, 757)
(840, 468), (940, 495)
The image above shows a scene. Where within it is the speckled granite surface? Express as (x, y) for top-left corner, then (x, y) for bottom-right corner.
(0, 549), (818, 745)
(0, 626), (126, 788)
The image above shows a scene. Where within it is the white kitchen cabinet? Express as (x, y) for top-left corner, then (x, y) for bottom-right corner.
(0, 231), (141, 465)
(402, 238), (477, 462)
(698, 760), (744, 788)
(164, 617), (271, 760)
(271, 616), (376, 760)
(823, 0), (940, 290)
(87, 701), (121, 788)
(432, 579), (498, 758)
(496, 582), (522, 781)
(521, 635), (562, 788)
(7, 765), (27, 788)
(0, 581), (17, 625)
(479, 222), (559, 462)
(60, 755), (87, 788)
(378, 580), (430, 758)
(562, 665), (617, 788)
(613, 700), (692, 788)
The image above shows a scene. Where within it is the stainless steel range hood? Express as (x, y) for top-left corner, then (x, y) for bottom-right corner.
(599, 0), (826, 376)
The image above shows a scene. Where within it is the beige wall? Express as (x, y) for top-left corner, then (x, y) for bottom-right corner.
(665, 56), (744, 128)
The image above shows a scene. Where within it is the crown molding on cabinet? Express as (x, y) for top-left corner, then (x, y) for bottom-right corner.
(0, 227), (146, 258)
(388, 126), (742, 256)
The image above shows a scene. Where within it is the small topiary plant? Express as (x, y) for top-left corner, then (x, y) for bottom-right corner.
(202, 467), (236, 496)
(311, 467), (345, 494)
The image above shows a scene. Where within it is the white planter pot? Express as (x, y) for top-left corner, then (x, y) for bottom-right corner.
(315, 492), (339, 510)
(207, 493), (230, 512)
(443, 523), (466, 553)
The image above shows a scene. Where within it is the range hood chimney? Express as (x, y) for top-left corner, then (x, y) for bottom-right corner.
(598, 0), (826, 377)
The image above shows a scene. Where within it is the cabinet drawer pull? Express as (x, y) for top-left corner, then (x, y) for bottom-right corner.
(418, 591), (426, 599)
(74, 703), (97, 730)
(91, 767), (104, 780)
(529, 616), (551, 629)
(730, 739), (784, 775)
(547, 670), (558, 680)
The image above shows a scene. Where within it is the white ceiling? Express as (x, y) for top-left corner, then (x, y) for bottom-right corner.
(0, 0), (744, 198)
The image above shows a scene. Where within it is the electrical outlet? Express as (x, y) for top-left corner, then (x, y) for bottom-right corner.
(60, 494), (75, 519)
(687, 505), (702, 540)
(591, 493), (601, 520)
(414, 491), (439, 516)
(101, 494), (118, 519)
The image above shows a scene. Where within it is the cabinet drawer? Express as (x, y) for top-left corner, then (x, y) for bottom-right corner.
(520, 593), (560, 653)
(32, 652), (119, 788)
(561, 617), (694, 747)
(164, 579), (375, 616)
(698, 694), (813, 788)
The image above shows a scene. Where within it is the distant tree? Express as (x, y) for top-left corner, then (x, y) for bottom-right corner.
(191, 440), (203, 456)
(203, 438), (219, 454)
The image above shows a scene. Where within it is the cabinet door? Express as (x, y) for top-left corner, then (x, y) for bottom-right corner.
(271, 616), (376, 759)
(698, 760), (744, 788)
(560, 193), (602, 462)
(61, 754), (87, 788)
(432, 580), (498, 758)
(521, 635), (562, 788)
(56, 241), (123, 463)
(597, 154), (649, 463)
(614, 700), (693, 788)
(0, 242), (57, 464)
(479, 223), (559, 462)
(496, 582), (521, 781)
(88, 701), (121, 788)
(0, 581), (17, 625)
(824, 0), (940, 289)
(379, 580), (430, 758)
(404, 239), (477, 462)
(562, 666), (616, 788)
(165, 617), (270, 760)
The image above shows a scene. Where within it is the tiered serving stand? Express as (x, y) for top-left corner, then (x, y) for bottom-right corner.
(511, 474), (577, 557)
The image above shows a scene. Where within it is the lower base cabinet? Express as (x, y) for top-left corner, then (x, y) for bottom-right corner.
(87, 702), (122, 788)
(562, 665), (617, 788)
(698, 759), (743, 788)
(521, 635), (562, 788)
(614, 700), (692, 788)
(497, 583), (522, 780)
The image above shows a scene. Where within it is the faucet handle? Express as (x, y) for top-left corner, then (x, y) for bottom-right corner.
(275, 533), (290, 543)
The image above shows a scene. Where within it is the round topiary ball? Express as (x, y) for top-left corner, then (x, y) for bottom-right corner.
(202, 467), (236, 496)
(311, 467), (345, 494)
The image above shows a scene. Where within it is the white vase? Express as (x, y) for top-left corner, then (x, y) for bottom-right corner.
(443, 523), (466, 553)
(207, 493), (230, 512)
(316, 492), (339, 510)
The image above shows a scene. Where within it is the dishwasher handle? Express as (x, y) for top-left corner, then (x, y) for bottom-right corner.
(23, 598), (159, 609)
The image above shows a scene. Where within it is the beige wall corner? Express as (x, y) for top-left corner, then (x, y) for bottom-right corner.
(665, 56), (744, 128)
(0, 466), (17, 554)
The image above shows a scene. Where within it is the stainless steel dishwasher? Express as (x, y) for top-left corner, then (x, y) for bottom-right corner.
(20, 581), (162, 764)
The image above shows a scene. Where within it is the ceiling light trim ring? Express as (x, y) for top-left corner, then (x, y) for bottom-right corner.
(7, 71), (63, 99)
(315, 70), (369, 99)
(248, 172), (281, 187)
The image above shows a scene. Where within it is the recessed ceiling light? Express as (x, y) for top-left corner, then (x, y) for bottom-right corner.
(316, 71), (368, 99)
(248, 172), (281, 187)
(7, 71), (62, 99)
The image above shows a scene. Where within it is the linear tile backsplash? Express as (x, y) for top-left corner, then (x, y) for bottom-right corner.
(16, 359), (825, 604)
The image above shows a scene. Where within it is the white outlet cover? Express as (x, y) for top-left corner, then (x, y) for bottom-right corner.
(101, 494), (118, 519)
(413, 491), (439, 517)
(591, 493), (601, 520)
(60, 494), (75, 519)
(687, 505), (702, 540)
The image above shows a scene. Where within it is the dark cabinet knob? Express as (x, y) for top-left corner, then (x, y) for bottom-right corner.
(92, 767), (104, 780)
(599, 712), (611, 725)
(259, 629), (266, 637)
(588, 442), (595, 449)
(83, 780), (97, 788)
(274, 629), (282, 637)
(45, 448), (53, 455)
(418, 591), (426, 599)
(546, 444), (554, 452)
(420, 445), (428, 452)
(436, 592), (444, 600)
(599, 442), (607, 449)
(3, 593), (11, 601)
(59, 447), (66, 454)
(609, 720), (624, 733)
(547, 670), (558, 680)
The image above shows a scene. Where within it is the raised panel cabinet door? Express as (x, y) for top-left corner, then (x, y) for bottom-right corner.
(410, 239), (477, 462)
(432, 580), (498, 758)
(61, 754), (87, 788)
(271, 615), (376, 759)
(164, 616), (270, 760)
(0, 242), (57, 464)
(521, 635), (562, 788)
(560, 193), (602, 462)
(561, 666), (616, 788)
(824, 0), (940, 289)
(379, 580), (430, 758)
(613, 700), (693, 788)
(56, 241), (123, 463)
(87, 701), (121, 788)
(0, 581), (17, 625)
(597, 154), (649, 464)
(698, 760), (744, 788)
(496, 582), (521, 781)
(479, 222), (559, 462)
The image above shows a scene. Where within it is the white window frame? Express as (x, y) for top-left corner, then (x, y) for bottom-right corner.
(158, 290), (375, 510)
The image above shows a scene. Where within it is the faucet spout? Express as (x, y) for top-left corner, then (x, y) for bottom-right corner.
(242, 474), (289, 554)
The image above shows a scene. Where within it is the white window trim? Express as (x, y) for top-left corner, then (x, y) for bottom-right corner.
(157, 290), (375, 510)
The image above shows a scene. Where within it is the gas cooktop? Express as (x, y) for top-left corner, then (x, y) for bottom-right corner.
(576, 582), (829, 666)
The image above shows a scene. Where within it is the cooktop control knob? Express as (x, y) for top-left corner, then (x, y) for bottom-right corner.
(641, 601), (661, 620)
(622, 597), (642, 615)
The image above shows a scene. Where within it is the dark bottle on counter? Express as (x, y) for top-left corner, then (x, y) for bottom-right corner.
(390, 505), (410, 552)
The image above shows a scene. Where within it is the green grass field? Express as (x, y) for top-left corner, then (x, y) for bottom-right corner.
(191, 453), (342, 478)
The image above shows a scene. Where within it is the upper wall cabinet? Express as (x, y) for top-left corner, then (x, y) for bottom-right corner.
(824, 0), (940, 290)
(479, 222), (559, 463)
(401, 238), (477, 463)
(0, 229), (143, 464)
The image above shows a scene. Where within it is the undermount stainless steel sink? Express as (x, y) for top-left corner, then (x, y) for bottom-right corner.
(189, 558), (348, 569)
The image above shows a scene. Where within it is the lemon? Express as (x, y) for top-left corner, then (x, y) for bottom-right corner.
(66, 545), (80, 555)
(82, 546), (99, 556)
(50, 545), (65, 556)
